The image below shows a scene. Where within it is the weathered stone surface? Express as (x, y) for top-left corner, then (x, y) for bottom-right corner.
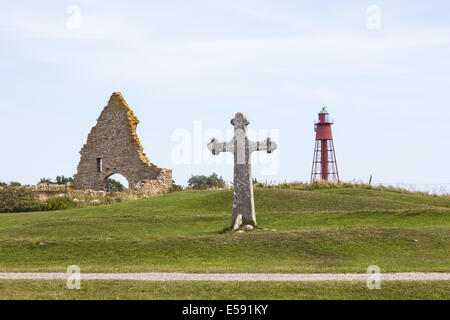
(27, 184), (69, 201)
(73, 92), (172, 194)
(30, 184), (67, 192)
(207, 112), (278, 229)
(134, 172), (172, 196)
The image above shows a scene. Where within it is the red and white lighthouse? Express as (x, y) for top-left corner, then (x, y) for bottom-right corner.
(311, 107), (339, 182)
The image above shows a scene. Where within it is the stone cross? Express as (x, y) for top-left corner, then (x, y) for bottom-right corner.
(207, 112), (278, 229)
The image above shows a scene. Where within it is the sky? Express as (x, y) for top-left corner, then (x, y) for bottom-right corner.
(0, 0), (449, 193)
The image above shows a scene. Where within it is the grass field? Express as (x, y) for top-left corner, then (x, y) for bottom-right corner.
(0, 280), (448, 300)
(0, 187), (449, 273)
(0, 186), (449, 299)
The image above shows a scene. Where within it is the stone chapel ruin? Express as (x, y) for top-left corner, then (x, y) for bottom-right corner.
(73, 92), (172, 194)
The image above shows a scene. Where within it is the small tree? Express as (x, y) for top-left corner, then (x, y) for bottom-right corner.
(106, 178), (124, 192)
(188, 173), (226, 190)
(55, 175), (74, 185)
(39, 178), (54, 184)
(188, 175), (207, 189)
(169, 180), (183, 193)
(9, 181), (21, 187)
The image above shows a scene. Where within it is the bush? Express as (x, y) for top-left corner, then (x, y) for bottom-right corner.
(188, 173), (226, 190)
(0, 182), (7, 187)
(38, 178), (54, 184)
(169, 180), (183, 193)
(43, 196), (75, 211)
(0, 187), (42, 213)
(39, 176), (74, 185)
(106, 178), (124, 192)
(55, 175), (74, 185)
(9, 181), (21, 186)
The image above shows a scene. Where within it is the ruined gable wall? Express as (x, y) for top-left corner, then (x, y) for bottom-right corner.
(73, 92), (172, 193)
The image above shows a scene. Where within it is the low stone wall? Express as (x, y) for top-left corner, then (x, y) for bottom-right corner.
(26, 173), (172, 200)
(27, 184), (69, 201)
(29, 184), (68, 192)
(134, 180), (170, 196)
(133, 169), (172, 196)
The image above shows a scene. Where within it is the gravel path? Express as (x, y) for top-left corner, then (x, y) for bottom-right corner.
(0, 272), (449, 281)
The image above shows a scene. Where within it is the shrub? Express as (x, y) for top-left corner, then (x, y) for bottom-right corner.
(43, 196), (75, 211)
(9, 181), (21, 187)
(0, 187), (42, 213)
(39, 176), (74, 185)
(55, 175), (74, 185)
(38, 178), (54, 184)
(188, 173), (226, 190)
(169, 180), (183, 193)
(0, 182), (7, 187)
(106, 178), (124, 192)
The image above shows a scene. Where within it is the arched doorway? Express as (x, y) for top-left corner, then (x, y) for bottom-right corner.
(105, 173), (130, 192)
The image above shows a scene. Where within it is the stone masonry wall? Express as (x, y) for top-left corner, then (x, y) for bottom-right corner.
(73, 92), (172, 193)
(134, 167), (173, 195)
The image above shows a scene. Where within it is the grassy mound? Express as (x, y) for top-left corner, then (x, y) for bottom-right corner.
(0, 187), (449, 273)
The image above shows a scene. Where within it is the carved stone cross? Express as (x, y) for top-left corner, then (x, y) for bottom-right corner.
(208, 112), (278, 229)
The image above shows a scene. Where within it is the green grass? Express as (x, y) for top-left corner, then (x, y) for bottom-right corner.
(0, 188), (449, 273)
(0, 280), (448, 300)
(312, 187), (450, 208)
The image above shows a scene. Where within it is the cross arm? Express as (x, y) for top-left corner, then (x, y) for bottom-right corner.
(249, 137), (278, 154)
(207, 138), (234, 155)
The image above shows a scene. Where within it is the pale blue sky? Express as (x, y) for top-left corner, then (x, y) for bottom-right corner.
(1, 1), (449, 192)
